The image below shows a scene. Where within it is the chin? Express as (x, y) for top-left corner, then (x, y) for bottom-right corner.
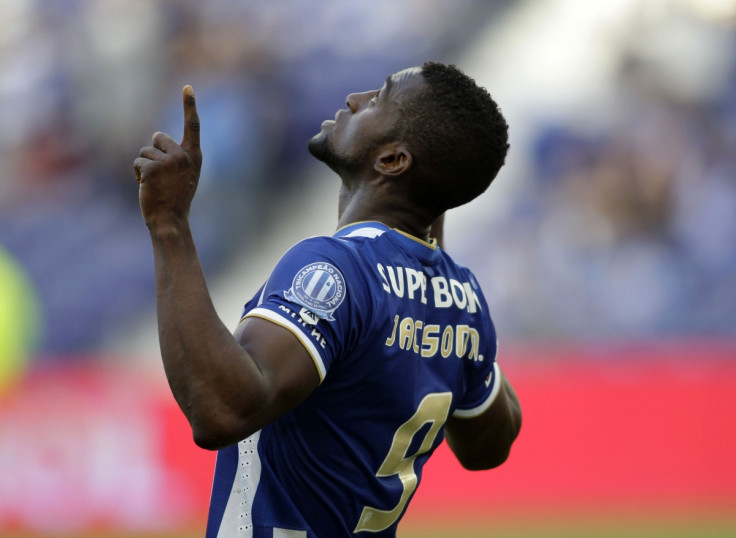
(307, 132), (330, 162)
(307, 134), (359, 178)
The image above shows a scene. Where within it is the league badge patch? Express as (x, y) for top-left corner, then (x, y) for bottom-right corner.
(285, 262), (346, 321)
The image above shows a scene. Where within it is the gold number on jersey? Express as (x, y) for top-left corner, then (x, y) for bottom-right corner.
(354, 392), (452, 533)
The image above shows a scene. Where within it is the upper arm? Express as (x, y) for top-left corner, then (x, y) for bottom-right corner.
(192, 316), (320, 449)
(234, 315), (321, 425)
(205, 236), (363, 445)
(444, 369), (521, 470)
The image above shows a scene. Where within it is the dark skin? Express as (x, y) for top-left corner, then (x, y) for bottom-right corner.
(134, 70), (521, 469)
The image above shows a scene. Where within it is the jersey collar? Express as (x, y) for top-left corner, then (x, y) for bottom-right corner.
(334, 221), (442, 264)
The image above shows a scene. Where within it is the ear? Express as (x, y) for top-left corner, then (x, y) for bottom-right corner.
(373, 144), (413, 177)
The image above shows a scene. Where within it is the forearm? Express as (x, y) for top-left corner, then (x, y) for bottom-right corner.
(135, 87), (318, 449)
(445, 373), (522, 470)
(476, 376), (521, 465)
(496, 375), (522, 445)
(149, 222), (267, 447)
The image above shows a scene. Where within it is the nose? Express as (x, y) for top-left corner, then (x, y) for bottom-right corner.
(346, 90), (378, 113)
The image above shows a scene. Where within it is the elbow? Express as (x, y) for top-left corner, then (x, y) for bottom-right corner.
(184, 385), (272, 450)
(481, 403), (523, 469)
(192, 426), (229, 451)
(449, 384), (523, 471)
(458, 438), (514, 471)
(477, 411), (523, 469)
(190, 412), (258, 451)
(455, 416), (522, 471)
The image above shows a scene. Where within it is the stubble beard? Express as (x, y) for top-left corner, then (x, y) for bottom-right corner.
(307, 132), (362, 179)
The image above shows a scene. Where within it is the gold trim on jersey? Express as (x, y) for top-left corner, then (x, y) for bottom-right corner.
(242, 309), (327, 383)
(393, 228), (437, 250)
(336, 221), (437, 250)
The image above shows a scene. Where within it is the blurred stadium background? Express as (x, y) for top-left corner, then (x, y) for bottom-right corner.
(1, 0), (735, 536)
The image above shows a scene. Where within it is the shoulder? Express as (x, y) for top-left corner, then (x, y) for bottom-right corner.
(272, 235), (379, 317)
(284, 234), (360, 260)
(282, 233), (385, 275)
(276, 236), (367, 280)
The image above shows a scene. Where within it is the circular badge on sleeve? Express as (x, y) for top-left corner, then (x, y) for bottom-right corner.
(284, 262), (346, 321)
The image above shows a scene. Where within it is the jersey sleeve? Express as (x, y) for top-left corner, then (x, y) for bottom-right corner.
(452, 297), (502, 418)
(241, 236), (367, 383)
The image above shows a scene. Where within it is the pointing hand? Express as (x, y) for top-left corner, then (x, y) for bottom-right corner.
(134, 85), (202, 230)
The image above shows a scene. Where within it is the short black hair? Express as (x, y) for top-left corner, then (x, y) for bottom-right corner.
(399, 62), (509, 212)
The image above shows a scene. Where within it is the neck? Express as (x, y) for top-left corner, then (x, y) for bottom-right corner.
(336, 182), (434, 242)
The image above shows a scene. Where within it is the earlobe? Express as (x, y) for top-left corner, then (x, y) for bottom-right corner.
(374, 145), (413, 177)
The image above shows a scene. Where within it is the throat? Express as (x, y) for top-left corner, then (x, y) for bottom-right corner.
(335, 182), (433, 242)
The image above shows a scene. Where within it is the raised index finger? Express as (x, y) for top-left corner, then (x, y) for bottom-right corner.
(181, 85), (200, 151)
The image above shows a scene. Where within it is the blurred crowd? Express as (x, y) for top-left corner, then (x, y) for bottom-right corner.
(455, 3), (736, 341)
(0, 0), (497, 358)
(1, 0), (734, 365)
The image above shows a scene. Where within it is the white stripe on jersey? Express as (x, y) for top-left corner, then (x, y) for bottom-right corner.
(452, 362), (502, 418)
(314, 277), (334, 301)
(217, 432), (262, 538)
(341, 227), (386, 239)
(302, 271), (321, 296)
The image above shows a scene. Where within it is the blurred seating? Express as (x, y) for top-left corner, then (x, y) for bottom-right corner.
(0, 0), (496, 356)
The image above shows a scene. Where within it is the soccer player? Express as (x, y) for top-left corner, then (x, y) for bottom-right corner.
(134, 62), (521, 537)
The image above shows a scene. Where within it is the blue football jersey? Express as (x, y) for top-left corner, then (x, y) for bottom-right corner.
(206, 221), (501, 538)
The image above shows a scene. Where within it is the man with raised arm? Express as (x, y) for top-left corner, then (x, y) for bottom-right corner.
(134, 62), (521, 537)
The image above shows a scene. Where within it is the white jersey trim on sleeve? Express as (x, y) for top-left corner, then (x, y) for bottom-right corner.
(244, 307), (327, 382)
(452, 362), (502, 418)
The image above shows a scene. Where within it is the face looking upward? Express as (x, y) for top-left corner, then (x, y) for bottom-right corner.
(308, 67), (426, 178)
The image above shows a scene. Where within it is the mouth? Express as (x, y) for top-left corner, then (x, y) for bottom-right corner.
(322, 108), (347, 129)
(321, 109), (346, 130)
